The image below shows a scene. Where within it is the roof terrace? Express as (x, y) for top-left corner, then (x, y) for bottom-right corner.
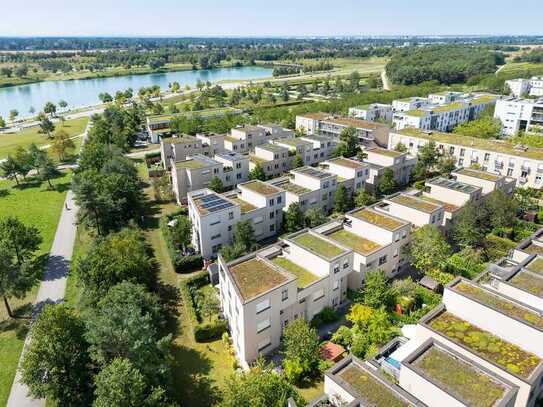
(292, 232), (347, 260)
(350, 208), (406, 231)
(227, 196), (257, 214)
(367, 147), (403, 158)
(389, 194), (441, 213)
(428, 310), (541, 379)
(293, 166), (334, 180)
(271, 256), (320, 289)
(229, 257), (289, 302)
(327, 229), (382, 256)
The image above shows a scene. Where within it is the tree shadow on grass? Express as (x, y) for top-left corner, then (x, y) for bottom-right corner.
(0, 188), (10, 197)
(0, 303), (32, 339)
(13, 178), (42, 190)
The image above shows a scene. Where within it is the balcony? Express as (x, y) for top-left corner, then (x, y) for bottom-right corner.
(494, 161), (504, 169)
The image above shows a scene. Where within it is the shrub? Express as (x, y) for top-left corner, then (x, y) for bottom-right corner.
(194, 321), (227, 342)
(174, 254), (203, 273)
(284, 358), (304, 385)
(331, 326), (352, 348)
(426, 269), (455, 285)
(310, 307), (339, 327)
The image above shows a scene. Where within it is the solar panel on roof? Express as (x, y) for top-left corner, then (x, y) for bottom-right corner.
(200, 195), (221, 203)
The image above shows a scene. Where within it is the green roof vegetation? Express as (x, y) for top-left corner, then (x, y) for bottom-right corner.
(405, 109), (428, 118)
(398, 128), (543, 161)
(276, 138), (311, 148)
(162, 136), (197, 145)
(338, 365), (408, 407)
(230, 258), (288, 301)
(390, 194), (440, 213)
(328, 157), (364, 169)
(175, 159), (209, 169)
(454, 281), (543, 330)
(249, 155), (268, 165)
(429, 312), (541, 378)
(471, 95), (498, 105)
(148, 107), (239, 124)
(522, 243), (543, 256)
(224, 135), (239, 143)
(241, 180), (282, 196)
(271, 256), (320, 288)
(456, 168), (500, 181)
(510, 271), (543, 298)
(275, 181), (311, 195)
(526, 257), (543, 275)
(229, 197), (257, 214)
(414, 347), (506, 407)
(351, 208), (405, 231)
(369, 148), (403, 158)
(293, 232), (345, 259)
(432, 101), (464, 113)
(328, 229), (382, 255)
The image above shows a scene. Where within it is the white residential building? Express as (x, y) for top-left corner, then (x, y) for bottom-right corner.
(319, 157), (370, 193)
(249, 143), (293, 178)
(375, 192), (445, 228)
(188, 181), (285, 259)
(393, 94), (498, 132)
(392, 97), (431, 112)
(389, 128), (543, 189)
(170, 153), (249, 204)
(160, 135), (205, 170)
(362, 147), (417, 192)
(296, 112), (390, 147)
(218, 229), (352, 368)
(224, 123), (295, 154)
(494, 97), (543, 136)
(506, 77), (543, 98)
(349, 103), (393, 123)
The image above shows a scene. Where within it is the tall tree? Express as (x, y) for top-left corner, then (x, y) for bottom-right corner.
(233, 220), (256, 252)
(282, 319), (320, 381)
(292, 154), (304, 168)
(51, 129), (76, 161)
(333, 184), (353, 213)
(408, 225), (451, 274)
(334, 126), (360, 158)
(284, 203), (305, 233)
(38, 156), (60, 189)
(20, 305), (92, 406)
(363, 270), (394, 309)
(0, 155), (21, 186)
(377, 168), (398, 196)
(43, 102), (57, 117)
(305, 207), (327, 228)
(208, 176), (225, 193)
(248, 163), (267, 181)
(39, 115), (55, 138)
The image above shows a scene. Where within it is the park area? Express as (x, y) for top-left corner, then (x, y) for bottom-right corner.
(0, 170), (72, 405)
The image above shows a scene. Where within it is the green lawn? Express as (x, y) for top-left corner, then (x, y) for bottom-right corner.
(0, 117), (88, 160)
(0, 172), (72, 406)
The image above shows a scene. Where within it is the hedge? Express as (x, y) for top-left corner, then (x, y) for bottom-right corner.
(174, 254), (204, 273)
(180, 272), (226, 342)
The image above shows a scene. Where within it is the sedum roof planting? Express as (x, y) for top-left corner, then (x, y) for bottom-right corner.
(350, 208), (405, 231)
(390, 194), (441, 213)
(271, 256), (320, 288)
(328, 229), (382, 256)
(229, 258), (288, 301)
(240, 180), (282, 196)
(429, 311), (541, 378)
(413, 346), (507, 407)
(526, 257), (543, 275)
(456, 168), (500, 181)
(510, 271), (543, 298)
(293, 232), (346, 259)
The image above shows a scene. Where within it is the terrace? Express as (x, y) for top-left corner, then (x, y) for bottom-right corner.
(292, 232), (346, 259)
(412, 345), (507, 407)
(509, 270), (543, 298)
(337, 364), (409, 407)
(456, 168), (500, 182)
(240, 180), (282, 196)
(389, 194), (441, 213)
(271, 256), (320, 289)
(429, 311), (541, 378)
(229, 258), (288, 302)
(350, 208), (406, 231)
(453, 280), (543, 330)
(328, 229), (382, 256)
(398, 128), (543, 161)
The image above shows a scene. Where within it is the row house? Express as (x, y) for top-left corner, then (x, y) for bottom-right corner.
(389, 128), (543, 189)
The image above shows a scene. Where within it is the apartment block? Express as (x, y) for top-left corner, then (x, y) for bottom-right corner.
(392, 96), (431, 112)
(393, 94), (498, 132)
(389, 128), (543, 189)
(349, 103), (393, 123)
(363, 147), (417, 191)
(315, 205), (411, 287)
(295, 112), (390, 147)
(160, 135), (205, 170)
(218, 229), (352, 368)
(188, 181), (285, 259)
(506, 77), (543, 98)
(170, 153), (249, 204)
(494, 97), (543, 136)
(299, 135), (338, 163)
(375, 192), (445, 228)
(319, 157), (370, 192)
(249, 143), (293, 178)
(224, 124), (295, 154)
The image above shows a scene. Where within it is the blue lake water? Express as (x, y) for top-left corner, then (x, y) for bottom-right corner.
(0, 66), (273, 119)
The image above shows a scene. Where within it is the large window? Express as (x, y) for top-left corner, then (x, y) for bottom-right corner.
(256, 299), (270, 314)
(256, 318), (271, 333)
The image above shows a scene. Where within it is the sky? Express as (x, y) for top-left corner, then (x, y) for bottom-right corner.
(1, 0), (542, 37)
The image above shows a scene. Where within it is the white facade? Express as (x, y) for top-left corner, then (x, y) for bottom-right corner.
(349, 103), (393, 123)
(494, 97), (543, 136)
(249, 143), (293, 178)
(363, 147), (417, 190)
(389, 129), (543, 189)
(506, 77), (543, 98)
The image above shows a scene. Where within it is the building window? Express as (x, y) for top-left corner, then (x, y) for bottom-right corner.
(229, 212), (234, 220)
(277, 196), (282, 204)
(256, 299), (270, 314)
(270, 211), (274, 219)
(270, 224), (275, 232)
(256, 318), (271, 333)
(333, 280), (340, 291)
(507, 168), (513, 176)
(281, 289), (288, 301)
(379, 255), (387, 266)
(258, 337), (271, 352)
(228, 225), (232, 231)
(211, 234), (221, 240)
(343, 263), (349, 269)
(269, 199), (275, 206)
(237, 173), (242, 179)
(460, 148), (465, 157)
(313, 289), (325, 302)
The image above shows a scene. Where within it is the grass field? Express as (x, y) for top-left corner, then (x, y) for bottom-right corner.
(0, 117), (88, 160)
(498, 61), (543, 77)
(0, 171), (72, 406)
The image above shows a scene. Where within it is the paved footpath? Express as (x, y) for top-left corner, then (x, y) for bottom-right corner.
(7, 190), (79, 407)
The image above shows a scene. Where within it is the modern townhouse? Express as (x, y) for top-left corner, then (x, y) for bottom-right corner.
(188, 180), (285, 259)
(506, 77), (543, 98)
(451, 168), (516, 195)
(393, 94), (498, 132)
(217, 229), (352, 368)
(170, 153), (249, 204)
(319, 157), (370, 192)
(362, 147), (417, 192)
(315, 205), (411, 287)
(389, 128), (543, 189)
(257, 123), (295, 139)
(295, 112), (390, 147)
(494, 97), (543, 136)
(195, 133), (226, 156)
(392, 96), (431, 112)
(427, 91), (465, 105)
(160, 135), (206, 170)
(299, 135), (338, 163)
(272, 137), (320, 165)
(374, 192), (445, 228)
(224, 123), (295, 154)
(349, 103), (393, 123)
(249, 143), (293, 178)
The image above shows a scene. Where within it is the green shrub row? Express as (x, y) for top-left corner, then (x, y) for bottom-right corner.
(179, 272), (226, 342)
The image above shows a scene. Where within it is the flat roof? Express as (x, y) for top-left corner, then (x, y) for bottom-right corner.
(326, 157), (365, 169)
(229, 257), (288, 302)
(410, 343), (509, 407)
(431, 101), (465, 113)
(293, 166), (334, 180)
(323, 116), (384, 130)
(162, 135), (198, 145)
(257, 143), (288, 153)
(367, 147), (403, 158)
(509, 269), (543, 299)
(224, 135), (239, 143)
(192, 193), (235, 216)
(521, 243), (543, 256)
(428, 310), (541, 379)
(275, 138), (312, 148)
(455, 168), (501, 182)
(271, 256), (320, 289)
(350, 208), (407, 231)
(175, 159), (212, 170)
(389, 194), (442, 214)
(327, 229), (382, 256)
(525, 256), (543, 275)
(336, 363), (411, 407)
(292, 232), (347, 260)
(452, 279), (543, 330)
(227, 196), (257, 214)
(428, 177), (480, 193)
(271, 179), (311, 196)
(420, 196), (459, 214)
(405, 109), (428, 117)
(215, 152), (245, 161)
(396, 128), (543, 161)
(240, 180), (283, 196)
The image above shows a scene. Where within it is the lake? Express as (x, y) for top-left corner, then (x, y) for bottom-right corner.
(0, 66), (273, 119)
